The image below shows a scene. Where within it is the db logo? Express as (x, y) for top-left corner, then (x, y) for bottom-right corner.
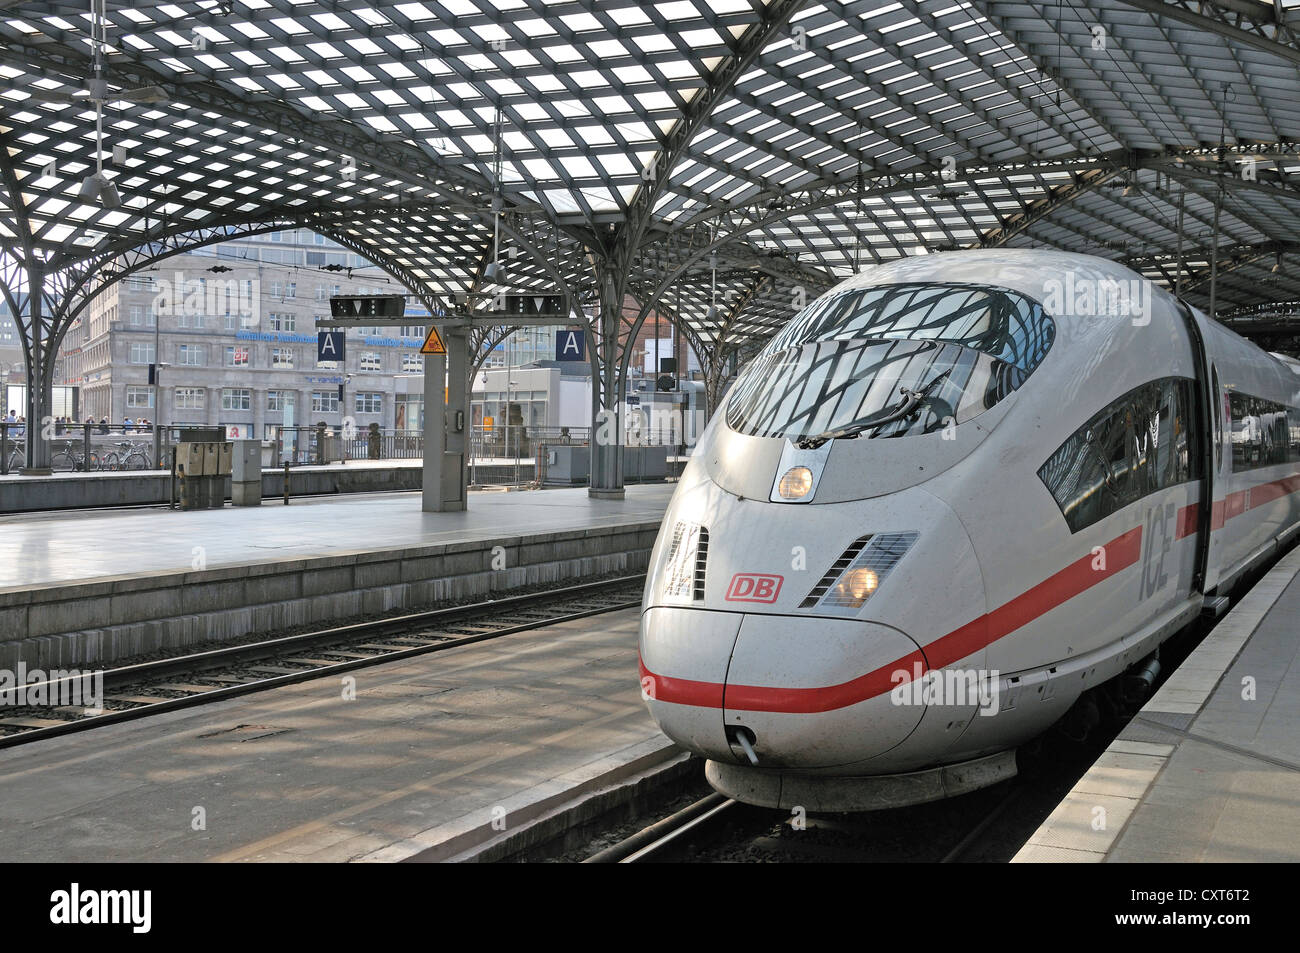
(726, 573), (783, 603)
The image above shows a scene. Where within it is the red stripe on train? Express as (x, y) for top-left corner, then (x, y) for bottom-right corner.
(642, 527), (1142, 714)
(644, 473), (1300, 714)
(1179, 472), (1300, 538)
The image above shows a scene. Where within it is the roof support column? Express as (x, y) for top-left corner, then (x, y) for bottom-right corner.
(589, 261), (626, 499)
(21, 260), (53, 474)
(700, 345), (736, 422)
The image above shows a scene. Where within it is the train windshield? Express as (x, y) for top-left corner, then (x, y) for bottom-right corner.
(725, 283), (1054, 441)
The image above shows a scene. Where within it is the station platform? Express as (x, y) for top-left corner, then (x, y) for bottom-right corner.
(1014, 545), (1300, 862)
(0, 607), (678, 862)
(0, 459), (425, 513)
(0, 483), (674, 670)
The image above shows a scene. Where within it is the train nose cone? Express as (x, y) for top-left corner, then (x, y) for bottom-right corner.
(722, 615), (927, 768)
(640, 608), (928, 768)
(639, 606), (741, 760)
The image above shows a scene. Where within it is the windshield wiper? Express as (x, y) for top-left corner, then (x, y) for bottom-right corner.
(795, 370), (951, 450)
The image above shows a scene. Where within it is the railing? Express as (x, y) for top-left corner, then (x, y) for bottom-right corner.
(1, 421), (164, 475)
(344, 429), (424, 461)
(0, 420), (689, 484)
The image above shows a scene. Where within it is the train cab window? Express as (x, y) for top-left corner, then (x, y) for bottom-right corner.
(1038, 378), (1199, 533)
(725, 283), (1055, 442)
(1227, 389), (1299, 472)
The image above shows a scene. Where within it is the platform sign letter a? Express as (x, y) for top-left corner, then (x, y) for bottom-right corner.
(555, 329), (585, 361)
(317, 331), (345, 365)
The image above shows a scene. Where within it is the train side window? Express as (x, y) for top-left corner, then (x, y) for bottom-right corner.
(1038, 377), (1200, 534)
(1228, 389), (1296, 472)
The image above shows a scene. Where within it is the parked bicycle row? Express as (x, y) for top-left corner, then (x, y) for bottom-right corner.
(3, 439), (153, 473)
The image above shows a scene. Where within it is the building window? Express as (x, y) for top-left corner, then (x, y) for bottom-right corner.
(316, 285), (326, 300)
(270, 312), (296, 332)
(175, 388), (205, 410)
(355, 392), (382, 414)
(314, 233), (325, 245)
(267, 390), (289, 411)
(270, 281), (282, 298)
(179, 344), (205, 366)
(271, 231), (282, 242)
(129, 342), (155, 364)
(128, 305), (142, 326)
(225, 345), (250, 367)
(402, 353), (422, 373)
(272, 348), (294, 369)
(360, 351), (381, 371)
(126, 386), (154, 409)
(312, 390), (340, 413)
(222, 388), (252, 411)
(400, 325), (425, 338)
(286, 282), (296, 298)
(396, 395), (423, 430)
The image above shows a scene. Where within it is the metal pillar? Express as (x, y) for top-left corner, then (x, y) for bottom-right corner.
(421, 347), (445, 512)
(421, 327), (468, 512)
(443, 326), (467, 509)
(588, 270), (625, 500)
(22, 260), (52, 474)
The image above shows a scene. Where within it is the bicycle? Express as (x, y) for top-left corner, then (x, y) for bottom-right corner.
(50, 440), (102, 472)
(4, 440), (25, 472)
(103, 440), (151, 471)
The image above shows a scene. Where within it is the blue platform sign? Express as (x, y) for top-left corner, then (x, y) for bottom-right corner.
(555, 329), (586, 361)
(317, 330), (346, 364)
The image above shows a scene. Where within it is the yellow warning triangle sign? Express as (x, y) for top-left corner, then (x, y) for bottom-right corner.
(420, 325), (447, 355)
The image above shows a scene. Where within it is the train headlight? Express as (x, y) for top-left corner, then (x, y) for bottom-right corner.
(800, 532), (919, 614)
(835, 568), (879, 605)
(777, 466), (814, 499)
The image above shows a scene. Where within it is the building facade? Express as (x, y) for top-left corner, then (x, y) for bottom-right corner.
(59, 231), (430, 436)
(0, 299), (24, 417)
(54, 232), (704, 440)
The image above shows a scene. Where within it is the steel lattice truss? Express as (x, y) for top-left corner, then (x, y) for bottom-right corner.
(2, 0), (1300, 369)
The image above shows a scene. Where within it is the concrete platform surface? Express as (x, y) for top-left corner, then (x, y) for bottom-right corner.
(0, 460), (430, 513)
(1015, 544), (1300, 862)
(0, 606), (673, 862)
(0, 482), (675, 590)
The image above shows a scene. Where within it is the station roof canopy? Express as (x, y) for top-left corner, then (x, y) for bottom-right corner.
(2, 0), (1300, 354)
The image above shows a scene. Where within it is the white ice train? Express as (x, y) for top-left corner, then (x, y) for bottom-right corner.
(638, 249), (1300, 811)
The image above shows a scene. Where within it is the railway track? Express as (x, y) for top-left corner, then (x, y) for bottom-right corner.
(0, 575), (644, 749)
(582, 777), (1027, 863)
